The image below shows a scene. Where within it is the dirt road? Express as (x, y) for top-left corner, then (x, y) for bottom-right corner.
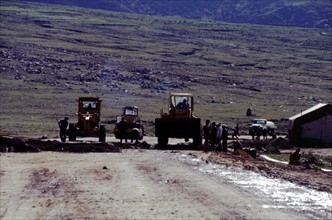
(1, 150), (314, 220)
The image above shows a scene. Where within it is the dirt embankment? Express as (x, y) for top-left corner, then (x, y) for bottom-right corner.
(0, 136), (122, 153)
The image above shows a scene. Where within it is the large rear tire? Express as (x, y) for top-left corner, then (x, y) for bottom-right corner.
(157, 136), (168, 148)
(132, 129), (140, 142)
(68, 123), (77, 141)
(99, 125), (106, 142)
(193, 136), (202, 147)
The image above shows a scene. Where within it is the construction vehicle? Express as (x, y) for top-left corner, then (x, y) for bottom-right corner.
(155, 93), (202, 147)
(113, 106), (144, 142)
(68, 97), (106, 142)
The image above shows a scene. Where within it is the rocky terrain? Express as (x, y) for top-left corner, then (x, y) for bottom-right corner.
(1, 1), (331, 137)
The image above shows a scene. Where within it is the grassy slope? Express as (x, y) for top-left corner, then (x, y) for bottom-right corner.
(0, 1), (331, 136)
(21, 0), (332, 28)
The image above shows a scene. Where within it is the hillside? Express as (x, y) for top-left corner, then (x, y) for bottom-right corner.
(20, 0), (332, 28)
(0, 0), (331, 136)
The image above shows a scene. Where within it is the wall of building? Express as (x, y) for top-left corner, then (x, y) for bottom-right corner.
(301, 114), (332, 147)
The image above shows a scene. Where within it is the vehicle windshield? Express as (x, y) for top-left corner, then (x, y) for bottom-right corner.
(253, 120), (266, 125)
(123, 108), (138, 116)
(172, 96), (192, 110)
(82, 101), (97, 110)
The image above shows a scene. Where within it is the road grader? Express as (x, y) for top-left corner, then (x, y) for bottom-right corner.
(113, 106), (144, 142)
(155, 93), (202, 147)
(68, 97), (106, 142)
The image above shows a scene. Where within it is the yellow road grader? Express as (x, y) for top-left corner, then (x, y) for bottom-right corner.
(113, 106), (144, 142)
(68, 97), (106, 142)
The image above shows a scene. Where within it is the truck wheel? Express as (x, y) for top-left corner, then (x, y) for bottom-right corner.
(193, 136), (202, 146)
(68, 123), (77, 141)
(158, 136), (168, 147)
(99, 125), (106, 142)
(132, 129), (140, 142)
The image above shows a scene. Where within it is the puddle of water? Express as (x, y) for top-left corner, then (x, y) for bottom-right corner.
(179, 154), (332, 219)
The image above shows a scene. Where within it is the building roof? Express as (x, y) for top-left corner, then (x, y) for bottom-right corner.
(288, 103), (332, 130)
(170, 92), (193, 97)
(289, 103), (329, 121)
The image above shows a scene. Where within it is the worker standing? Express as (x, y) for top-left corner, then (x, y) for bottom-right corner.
(222, 125), (228, 152)
(58, 117), (69, 142)
(203, 120), (211, 152)
(118, 117), (128, 143)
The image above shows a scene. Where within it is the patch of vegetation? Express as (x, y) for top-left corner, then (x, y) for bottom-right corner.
(266, 153), (332, 170)
(265, 153), (290, 162)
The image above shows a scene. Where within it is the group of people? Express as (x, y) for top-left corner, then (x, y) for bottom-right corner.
(203, 120), (239, 152)
(250, 127), (269, 140)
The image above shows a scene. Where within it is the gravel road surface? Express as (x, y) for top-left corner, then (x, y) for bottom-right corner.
(0, 150), (310, 219)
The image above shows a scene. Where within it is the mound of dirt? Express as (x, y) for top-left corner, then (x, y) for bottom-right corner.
(0, 136), (155, 153)
(236, 139), (269, 151)
(0, 136), (121, 153)
(265, 137), (291, 153)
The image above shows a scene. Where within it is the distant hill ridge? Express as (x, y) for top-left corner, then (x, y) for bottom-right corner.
(20, 0), (332, 28)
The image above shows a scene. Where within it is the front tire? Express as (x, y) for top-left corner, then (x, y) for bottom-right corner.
(193, 136), (202, 146)
(157, 136), (168, 148)
(68, 123), (77, 141)
(132, 129), (140, 142)
(99, 125), (106, 142)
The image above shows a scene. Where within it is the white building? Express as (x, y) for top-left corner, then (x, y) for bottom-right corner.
(288, 103), (332, 147)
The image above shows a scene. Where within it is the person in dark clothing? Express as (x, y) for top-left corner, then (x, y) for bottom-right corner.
(58, 117), (69, 142)
(118, 117), (128, 143)
(203, 120), (211, 152)
(210, 122), (217, 148)
(232, 123), (239, 139)
(262, 128), (268, 140)
(215, 123), (223, 151)
(289, 148), (301, 165)
(222, 125), (228, 152)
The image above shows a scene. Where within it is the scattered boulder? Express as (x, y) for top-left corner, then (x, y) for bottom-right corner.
(246, 108), (252, 116)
